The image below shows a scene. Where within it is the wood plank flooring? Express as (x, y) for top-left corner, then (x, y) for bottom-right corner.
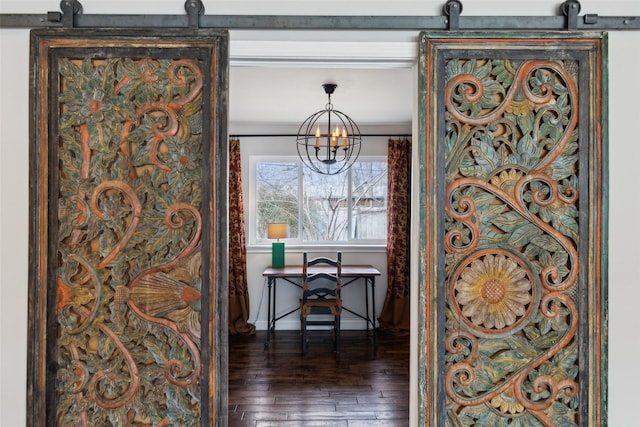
(228, 330), (410, 426)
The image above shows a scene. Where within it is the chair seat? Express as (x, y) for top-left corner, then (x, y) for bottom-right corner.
(301, 297), (341, 317)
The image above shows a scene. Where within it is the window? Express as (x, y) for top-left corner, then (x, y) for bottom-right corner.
(252, 157), (387, 244)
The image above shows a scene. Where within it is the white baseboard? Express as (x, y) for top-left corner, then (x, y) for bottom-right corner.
(253, 318), (374, 331)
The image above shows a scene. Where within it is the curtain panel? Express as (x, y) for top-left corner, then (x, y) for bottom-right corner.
(378, 137), (411, 336)
(228, 138), (256, 335)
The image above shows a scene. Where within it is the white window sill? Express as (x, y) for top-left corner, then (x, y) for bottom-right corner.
(246, 243), (386, 254)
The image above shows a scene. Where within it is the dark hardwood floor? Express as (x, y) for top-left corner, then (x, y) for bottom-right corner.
(228, 330), (410, 426)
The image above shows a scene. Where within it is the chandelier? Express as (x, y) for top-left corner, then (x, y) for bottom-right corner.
(296, 83), (361, 175)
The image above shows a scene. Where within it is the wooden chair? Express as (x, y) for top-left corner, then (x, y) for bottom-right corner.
(300, 252), (342, 353)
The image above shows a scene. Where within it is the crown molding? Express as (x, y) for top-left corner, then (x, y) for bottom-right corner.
(229, 39), (417, 68)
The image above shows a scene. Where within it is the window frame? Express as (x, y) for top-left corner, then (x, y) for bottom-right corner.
(248, 155), (388, 248)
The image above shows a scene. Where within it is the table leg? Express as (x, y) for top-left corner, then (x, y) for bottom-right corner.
(272, 277), (277, 333)
(265, 277), (274, 348)
(371, 277), (377, 347)
(365, 277), (370, 333)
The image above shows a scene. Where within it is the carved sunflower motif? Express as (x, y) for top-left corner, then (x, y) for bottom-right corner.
(455, 254), (532, 330)
(490, 389), (525, 415)
(505, 97), (535, 116)
(490, 169), (524, 196)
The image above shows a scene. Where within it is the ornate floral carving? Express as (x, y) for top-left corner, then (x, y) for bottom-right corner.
(55, 56), (205, 425)
(443, 58), (581, 426)
(453, 252), (533, 331)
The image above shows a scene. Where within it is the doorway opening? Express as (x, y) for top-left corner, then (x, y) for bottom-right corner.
(226, 30), (418, 424)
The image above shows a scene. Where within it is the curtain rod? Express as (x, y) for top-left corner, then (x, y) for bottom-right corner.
(1, 0), (639, 31)
(229, 134), (412, 139)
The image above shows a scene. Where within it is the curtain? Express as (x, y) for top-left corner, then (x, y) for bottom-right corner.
(378, 138), (411, 336)
(228, 138), (256, 335)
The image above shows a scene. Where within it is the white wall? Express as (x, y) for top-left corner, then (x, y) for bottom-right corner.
(605, 30), (640, 427)
(231, 126), (398, 330)
(2, 1), (640, 426)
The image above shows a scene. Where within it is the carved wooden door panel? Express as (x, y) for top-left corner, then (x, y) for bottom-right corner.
(28, 30), (228, 426)
(419, 33), (607, 426)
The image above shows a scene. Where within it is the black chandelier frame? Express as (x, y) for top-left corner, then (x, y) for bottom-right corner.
(296, 84), (362, 175)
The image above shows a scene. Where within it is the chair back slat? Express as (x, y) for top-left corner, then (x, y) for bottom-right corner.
(300, 252), (343, 352)
(302, 253), (342, 293)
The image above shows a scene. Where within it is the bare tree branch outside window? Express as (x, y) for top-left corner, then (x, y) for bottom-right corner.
(256, 159), (387, 243)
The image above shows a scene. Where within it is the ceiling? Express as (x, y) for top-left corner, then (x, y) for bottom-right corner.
(229, 66), (414, 128)
(227, 31), (418, 131)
